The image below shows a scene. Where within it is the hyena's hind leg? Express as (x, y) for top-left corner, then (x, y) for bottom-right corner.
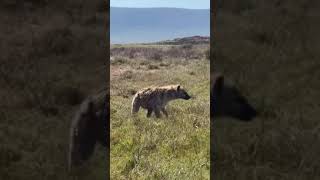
(132, 104), (140, 115)
(161, 107), (168, 117)
(131, 94), (140, 115)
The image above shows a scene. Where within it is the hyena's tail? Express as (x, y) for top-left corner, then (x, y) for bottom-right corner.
(131, 93), (140, 114)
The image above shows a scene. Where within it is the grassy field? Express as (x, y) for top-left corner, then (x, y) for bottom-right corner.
(0, 1), (108, 179)
(110, 43), (210, 179)
(213, 0), (320, 179)
(2, 0), (320, 179)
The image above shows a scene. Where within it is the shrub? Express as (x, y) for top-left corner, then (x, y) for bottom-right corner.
(147, 64), (160, 70)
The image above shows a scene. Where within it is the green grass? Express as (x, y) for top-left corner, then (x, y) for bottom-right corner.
(111, 44), (210, 179)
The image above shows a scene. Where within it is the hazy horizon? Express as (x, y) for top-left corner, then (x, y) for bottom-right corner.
(110, 7), (210, 44)
(110, 0), (209, 10)
(111, 6), (210, 10)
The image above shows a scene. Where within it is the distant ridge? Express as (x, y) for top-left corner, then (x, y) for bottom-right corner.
(111, 36), (210, 45)
(155, 36), (210, 45)
(111, 7), (210, 44)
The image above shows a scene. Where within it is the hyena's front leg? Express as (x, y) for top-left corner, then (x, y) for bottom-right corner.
(161, 107), (168, 117)
(146, 108), (153, 118)
(154, 108), (161, 118)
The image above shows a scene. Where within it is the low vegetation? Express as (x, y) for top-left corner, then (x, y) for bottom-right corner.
(110, 43), (210, 179)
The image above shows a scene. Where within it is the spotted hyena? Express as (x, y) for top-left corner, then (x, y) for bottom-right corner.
(211, 74), (257, 121)
(68, 91), (108, 171)
(131, 85), (191, 118)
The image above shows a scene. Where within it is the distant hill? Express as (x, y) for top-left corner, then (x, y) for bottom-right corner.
(154, 35), (210, 45)
(111, 7), (210, 44)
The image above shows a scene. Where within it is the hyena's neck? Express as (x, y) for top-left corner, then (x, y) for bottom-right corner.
(164, 92), (180, 103)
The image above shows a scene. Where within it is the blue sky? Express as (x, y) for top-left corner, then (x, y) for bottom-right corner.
(110, 0), (210, 9)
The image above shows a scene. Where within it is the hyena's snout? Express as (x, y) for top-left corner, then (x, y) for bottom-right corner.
(214, 94), (257, 121)
(184, 93), (191, 100)
(236, 100), (257, 121)
(178, 88), (191, 100)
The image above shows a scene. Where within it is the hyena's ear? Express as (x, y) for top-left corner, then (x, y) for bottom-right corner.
(214, 76), (224, 95)
(82, 98), (96, 118)
(177, 85), (181, 91)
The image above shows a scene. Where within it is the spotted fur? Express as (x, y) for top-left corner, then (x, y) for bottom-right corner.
(132, 85), (191, 118)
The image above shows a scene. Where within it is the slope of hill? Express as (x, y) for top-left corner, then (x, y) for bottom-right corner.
(111, 7), (210, 44)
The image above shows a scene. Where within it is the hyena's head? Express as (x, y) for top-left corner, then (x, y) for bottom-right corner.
(211, 75), (257, 121)
(174, 85), (191, 100)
